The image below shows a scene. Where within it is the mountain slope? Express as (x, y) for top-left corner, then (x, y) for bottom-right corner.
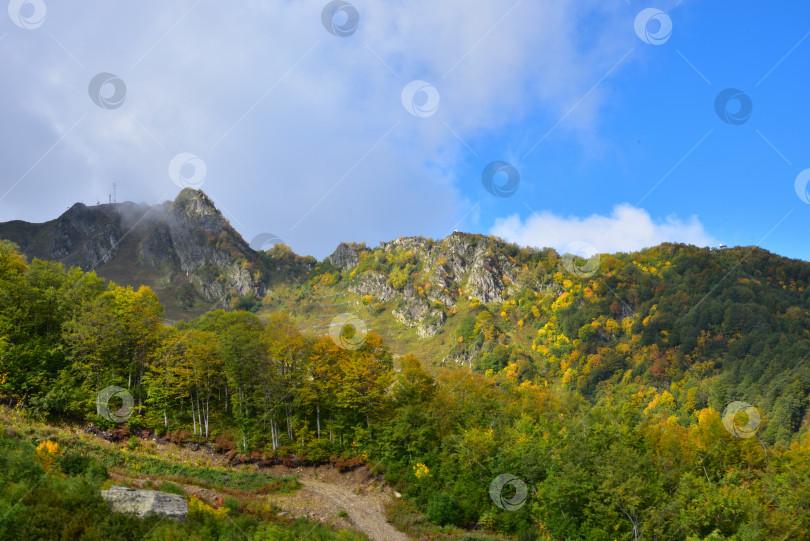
(4, 209), (810, 538)
(265, 236), (810, 444)
(0, 189), (267, 318)
(4, 191), (810, 443)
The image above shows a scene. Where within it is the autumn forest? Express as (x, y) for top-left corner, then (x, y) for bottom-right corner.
(2, 235), (810, 540)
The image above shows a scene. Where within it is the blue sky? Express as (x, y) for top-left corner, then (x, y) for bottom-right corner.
(1, 1), (808, 261)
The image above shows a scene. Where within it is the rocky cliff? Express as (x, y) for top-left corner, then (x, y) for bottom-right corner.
(345, 233), (538, 337)
(0, 189), (266, 318)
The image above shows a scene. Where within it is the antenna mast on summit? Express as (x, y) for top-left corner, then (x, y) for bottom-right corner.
(113, 183), (117, 204)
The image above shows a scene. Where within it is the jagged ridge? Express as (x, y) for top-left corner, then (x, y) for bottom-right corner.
(0, 189), (265, 318)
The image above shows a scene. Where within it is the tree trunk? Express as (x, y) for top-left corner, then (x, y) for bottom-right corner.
(620, 505), (640, 541)
(203, 395), (209, 440)
(285, 403), (293, 440)
(270, 419), (278, 450)
(190, 395), (197, 436)
(316, 404), (321, 439)
(138, 360), (144, 411)
(195, 388), (203, 437)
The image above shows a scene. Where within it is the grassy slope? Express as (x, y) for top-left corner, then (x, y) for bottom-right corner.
(259, 281), (455, 367)
(0, 406), (370, 540)
(0, 407), (510, 540)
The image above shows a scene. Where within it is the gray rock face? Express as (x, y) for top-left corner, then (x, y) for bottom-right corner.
(381, 236), (431, 254)
(0, 189), (266, 312)
(350, 270), (397, 302)
(155, 191), (260, 302)
(328, 242), (360, 270)
(101, 485), (188, 521)
(393, 288), (430, 324)
(136, 222), (174, 268)
(425, 266), (457, 308)
(349, 232), (522, 336)
(81, 222), (121, 268)
(465, 257), (506, 303)
(45, 203), (126, 264)
(392, 287), (447, 338)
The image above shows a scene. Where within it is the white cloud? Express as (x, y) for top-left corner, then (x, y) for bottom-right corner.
(0, 0), (636, 257)
(490, 204), (718, 254)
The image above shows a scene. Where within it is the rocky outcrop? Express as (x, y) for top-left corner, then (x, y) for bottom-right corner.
(392, 288), (430, 324)
(136, 222), (174, 268)
(416, 309), (447, 338)
(81, 222), (121, 268)
(426, 285), (456, 309)
(157, 190), (261, 302)
(100, 485), (187, 521)
(392, 288), (447, 338)
(380, 236), (432, 255)
(465, 257), (506, 303)
(328, 242), (360, 270)
(426, 264), (457, 308)
(338, 232), (526, 337)
(444, 234), (514, 303)
(350, 270), (396, 302)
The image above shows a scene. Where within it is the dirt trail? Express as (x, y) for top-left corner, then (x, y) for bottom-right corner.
(264, 466), (409, 541)
(110, 459), (410, 541)
(2, 411), (411, 540)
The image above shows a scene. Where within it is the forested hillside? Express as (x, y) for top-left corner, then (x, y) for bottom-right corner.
(267, 234), (810, 448)
(2, 232), (810, 540)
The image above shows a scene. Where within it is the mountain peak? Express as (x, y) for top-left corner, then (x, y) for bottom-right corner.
(173, 188), (219, 217)
(0, 190), (265, 318)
